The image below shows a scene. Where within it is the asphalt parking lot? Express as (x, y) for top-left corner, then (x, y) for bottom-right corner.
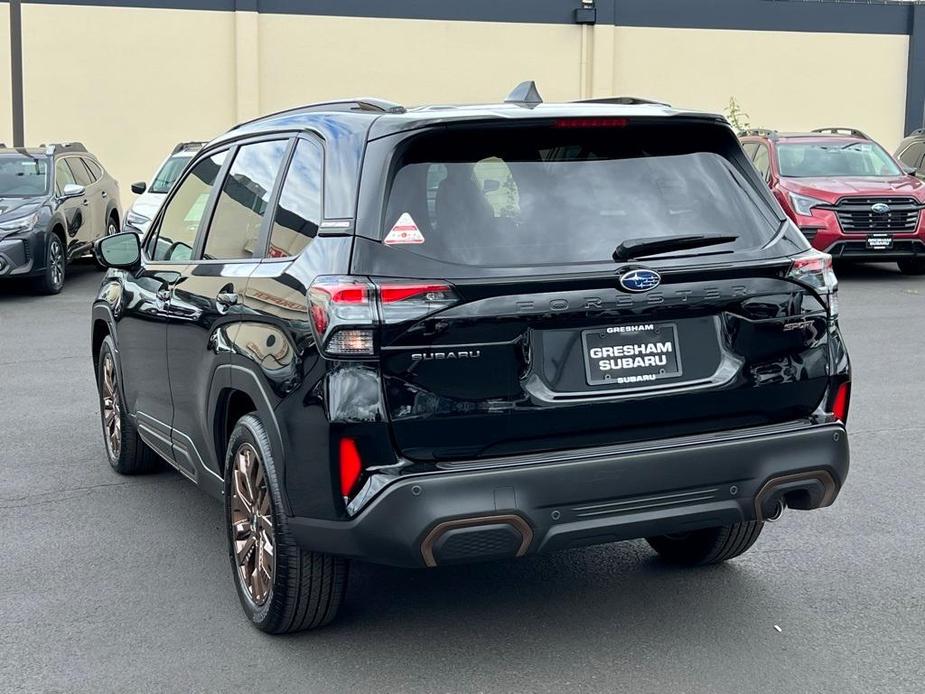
(1, 261), (923, 694)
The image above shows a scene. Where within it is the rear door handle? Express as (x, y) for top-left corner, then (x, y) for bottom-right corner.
(216, 291), (239, 307)
(101, 191), (108, 198)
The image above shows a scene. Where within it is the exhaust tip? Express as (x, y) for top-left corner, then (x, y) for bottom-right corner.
(765, 498), (785, 522)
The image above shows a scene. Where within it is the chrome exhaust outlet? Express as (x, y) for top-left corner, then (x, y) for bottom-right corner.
(765, 498), (785, 523)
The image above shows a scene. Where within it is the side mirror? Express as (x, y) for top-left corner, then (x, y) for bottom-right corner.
(131, 181), (147, 195)
(901, 164), (917, 176)
(95, 231), (141, 270)
(61, 183), (85, 199)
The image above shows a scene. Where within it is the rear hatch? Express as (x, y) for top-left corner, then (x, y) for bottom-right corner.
(350, 118), (833, 463)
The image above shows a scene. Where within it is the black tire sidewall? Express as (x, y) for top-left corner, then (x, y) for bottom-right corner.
(223, 414), (288, 628)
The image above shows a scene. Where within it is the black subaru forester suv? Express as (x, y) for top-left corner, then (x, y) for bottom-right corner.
(91, 87), (851, 633)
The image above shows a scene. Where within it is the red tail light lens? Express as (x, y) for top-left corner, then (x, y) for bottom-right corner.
(832, 382), (851, 423)
(339, 437), (362, 497)
(554, 117), (629, 128)
(308, 276), (458, 357)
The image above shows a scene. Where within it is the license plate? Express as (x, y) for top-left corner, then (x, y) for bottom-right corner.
(866, 233), (893, 250)
(582, 322), (682, 387)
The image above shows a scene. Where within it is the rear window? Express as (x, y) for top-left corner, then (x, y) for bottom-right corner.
(381, 122), (778, 268)
(778, 141), (901, 178)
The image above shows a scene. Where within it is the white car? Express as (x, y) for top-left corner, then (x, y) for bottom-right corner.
(124, 142), (205, 234)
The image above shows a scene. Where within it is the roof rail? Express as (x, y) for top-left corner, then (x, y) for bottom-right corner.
(811, 127), (870, 140)
(40, 142), (88, 155)
(738, 128), (778, 139)
(575, 96), (670, 107)
(231, 98), (406, 130)
(504, 80), (543, 106)
(171, 141), (207, 155)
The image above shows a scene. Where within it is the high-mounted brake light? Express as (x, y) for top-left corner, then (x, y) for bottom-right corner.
(339, 437), (362, 497)
(787, 251), (839, 318)
(307, 276), (458, 357)
(832, 382), (851, 423)
(554, 117), (629, 129)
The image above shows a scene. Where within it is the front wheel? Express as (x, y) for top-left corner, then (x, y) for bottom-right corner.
(897, 257), (925, 275)
(225, 414), (348, 633)
(646, 521), (764, 566)
(32, 233), (65, 294)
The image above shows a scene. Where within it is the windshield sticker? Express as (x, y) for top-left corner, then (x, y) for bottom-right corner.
(384, 213), (425, 245)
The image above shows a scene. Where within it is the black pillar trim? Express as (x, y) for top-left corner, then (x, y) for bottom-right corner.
(906, 6), (925, 136)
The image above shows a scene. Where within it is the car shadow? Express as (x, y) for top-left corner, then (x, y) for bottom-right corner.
(0, 258), (102, 300)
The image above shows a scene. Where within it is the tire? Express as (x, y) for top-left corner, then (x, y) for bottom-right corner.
(96, 335), (159, 474)
(32, 233), (65, 295)
(225, 414), (348, 633)
(646, 521), (764, 566)
(897, 257), (925, 275)
(96, 214), (119, 270)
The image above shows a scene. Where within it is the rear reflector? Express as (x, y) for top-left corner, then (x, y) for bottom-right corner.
(832, 382), (851, 423)
(339, 437), (362, 497)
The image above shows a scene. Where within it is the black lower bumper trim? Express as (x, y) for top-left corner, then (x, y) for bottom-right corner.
(289, 422), (849, 567)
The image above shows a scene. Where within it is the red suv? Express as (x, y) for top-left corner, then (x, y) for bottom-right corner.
(739, 127), (925, 275)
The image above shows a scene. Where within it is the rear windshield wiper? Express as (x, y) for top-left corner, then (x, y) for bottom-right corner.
(613, 234), (739, 262)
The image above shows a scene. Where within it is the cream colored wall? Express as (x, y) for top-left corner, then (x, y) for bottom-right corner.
(257, 14), (583, 113)
(611, 26), (909, 149)
(0, 7), (911, 210)
(18, 4), (237, 208)
(0, 7), (11, 142)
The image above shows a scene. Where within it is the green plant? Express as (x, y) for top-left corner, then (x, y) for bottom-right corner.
(725, 97), (750, 133)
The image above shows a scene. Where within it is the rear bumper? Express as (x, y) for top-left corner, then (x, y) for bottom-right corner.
(290, 421), (849, 567)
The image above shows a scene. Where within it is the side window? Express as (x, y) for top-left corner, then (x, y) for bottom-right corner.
(81, 157), (102, 183)
(202, 140), (289, 260)
(55, 158), (77, 194)
(753, 145), (771, 181)
(150, 151), (227, 261)
(742, 143), (759, 160)
(268, 138), (323, 258)
(898, 142), (925, 170)
(66, 158), (93, 187)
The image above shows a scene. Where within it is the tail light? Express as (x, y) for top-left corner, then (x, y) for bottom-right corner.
(832, 381), (851, 423)
(554, 117), (629, 128)
(788, 251), (839, 318)
(338, 437), (362, 497)
(307, 276), (457, 357)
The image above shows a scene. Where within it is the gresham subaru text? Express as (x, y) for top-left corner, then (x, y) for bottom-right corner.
(90, 86), (851, 633)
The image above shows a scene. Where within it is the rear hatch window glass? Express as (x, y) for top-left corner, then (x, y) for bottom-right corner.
(381, 122), (779, 268)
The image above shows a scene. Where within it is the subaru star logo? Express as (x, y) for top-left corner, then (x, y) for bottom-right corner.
(871, 202), (891, 214)
(619, 268), (661, 293)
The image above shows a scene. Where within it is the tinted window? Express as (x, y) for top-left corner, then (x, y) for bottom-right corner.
(268, 138), (323, 258)
(150, 151), (226, 261)
(55, 159), (77, 193)
(0, 155), (48, 196)
(203, 140), (288, 260)
(898, 141), (925, 169)
(777, 141), (901, 177)
(382, 124), (778, 268)
(150, 154), (194, 194)
(753, 145), (770, 180)
(65, 158), (93, 187)
(82, 157), (103, 182)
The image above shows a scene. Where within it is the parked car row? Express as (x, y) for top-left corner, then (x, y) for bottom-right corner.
(739, 127), (925, 275)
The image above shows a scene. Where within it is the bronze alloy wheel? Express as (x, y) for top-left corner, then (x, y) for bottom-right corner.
(230, 442), (276, 606)
(100, 352), (122, 460)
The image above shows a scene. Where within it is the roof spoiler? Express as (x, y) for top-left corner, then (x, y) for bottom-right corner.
(171, 141), (207, 155)
(812, 127), (870, 140)
(575, 96), (670, 107)
(504, 81), (543, 106)
(40, 142), (88, 155)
